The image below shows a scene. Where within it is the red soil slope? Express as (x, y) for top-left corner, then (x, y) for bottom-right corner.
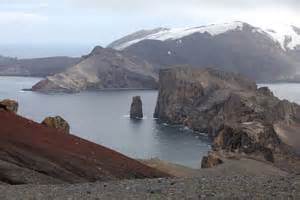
(0, 111), (169, 184)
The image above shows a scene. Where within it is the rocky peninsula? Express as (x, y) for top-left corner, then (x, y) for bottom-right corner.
(32, 46), (158, 93)
(154, 67), (300, 171)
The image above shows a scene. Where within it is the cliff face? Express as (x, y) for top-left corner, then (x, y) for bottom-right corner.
(32, 47), (158, 93)
(0, 110), (168, 185)
(154, 67), (300, 161)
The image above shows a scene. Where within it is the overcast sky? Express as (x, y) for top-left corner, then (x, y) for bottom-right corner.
(0, 0), (299, 57)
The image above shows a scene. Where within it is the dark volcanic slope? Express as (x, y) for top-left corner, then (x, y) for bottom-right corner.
(0, 56), (81, 77)
(0, 111), (168, 184)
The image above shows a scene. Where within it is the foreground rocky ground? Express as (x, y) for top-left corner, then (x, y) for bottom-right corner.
(0, 174), (298, 199)
(0, 155), (298, 199)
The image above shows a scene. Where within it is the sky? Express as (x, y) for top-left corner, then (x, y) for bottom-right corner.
(0, 0), (299, 58)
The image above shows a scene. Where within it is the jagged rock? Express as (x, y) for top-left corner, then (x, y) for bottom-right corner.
(154, 67), (300, 161)
(130, 96), (143, 119)
(0, 99), (18, 113)
(212, 122), (280, 162)
(257, 87), (274, 96)
(42, 116), (70, 134)
(201, 152), (223, 168)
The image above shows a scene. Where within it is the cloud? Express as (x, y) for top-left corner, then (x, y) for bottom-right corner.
(69, 0), (300, 11)
(67, 0), (300, 27)
(0, 11), (48, 25)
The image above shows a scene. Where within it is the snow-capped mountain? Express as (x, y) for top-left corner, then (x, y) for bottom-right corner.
(108, 22), (300, 82)
(109, 22), (300, 51)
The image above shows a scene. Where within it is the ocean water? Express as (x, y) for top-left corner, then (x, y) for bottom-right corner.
(0, 76), (211, 168)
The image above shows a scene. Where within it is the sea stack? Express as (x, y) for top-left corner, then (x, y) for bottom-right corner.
(130, 96), (143, 119)
(42, 116), (70, 134)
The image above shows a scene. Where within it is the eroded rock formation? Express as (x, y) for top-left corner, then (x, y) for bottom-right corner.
(42, 116), (70, 134)
(201, 152), (223, 168)
(0, 99), (18, 113)
(154, 67), (300, 166)
(130, 96), (143, 119)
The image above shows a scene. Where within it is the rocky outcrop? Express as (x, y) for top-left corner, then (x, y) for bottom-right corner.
(0, 110), (169, 185)
(201, 152), (223, 168)
(42, 116), (70, 134)
(0, 99), (18, 113)
(130, 96), (143, 119)
(154, 67), (300, 164)
(32, 46), (158, 93)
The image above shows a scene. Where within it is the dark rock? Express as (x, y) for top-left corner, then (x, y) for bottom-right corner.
(130, 96), (143, 119)
(154, 67), (300, 162)
(201, 152), (223, 168)
(258, 87), (274, 96)
(212, 122), (280, 162)
(41, 116), (70, 134)
(0, 99), (18, 113)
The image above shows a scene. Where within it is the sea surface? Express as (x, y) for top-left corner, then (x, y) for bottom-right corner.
(0, 76), (211, 168)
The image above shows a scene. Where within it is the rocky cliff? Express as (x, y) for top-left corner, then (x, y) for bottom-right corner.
(154, 67), (300, 164)
(32, 46), (158, 93)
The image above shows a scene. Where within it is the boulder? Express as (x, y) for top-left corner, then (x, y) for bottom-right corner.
(130, 96), (143, 119)
(42, 116), (70, 134)
(154, 67), (300, 162)
(201, 152), (223, 168)
(212, 122), (280, 162)
(0, 99), (18, 113)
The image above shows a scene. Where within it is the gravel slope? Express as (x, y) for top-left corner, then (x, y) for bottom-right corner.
(0, 175), (299, 200)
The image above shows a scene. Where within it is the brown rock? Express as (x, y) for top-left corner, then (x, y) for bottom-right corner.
(130, 96), (143, 119)
(201, 152), (223, 168)
(0, 99), (18, 113)
(212, 122), (280, 162)
(154, 67), (300, 161)
(42, 116), (70, 134)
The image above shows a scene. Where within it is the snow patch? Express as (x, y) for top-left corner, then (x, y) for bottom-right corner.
(264, 24), (300, 50)
(111, 22), (300, 51)
(114, 21), (245, 50)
